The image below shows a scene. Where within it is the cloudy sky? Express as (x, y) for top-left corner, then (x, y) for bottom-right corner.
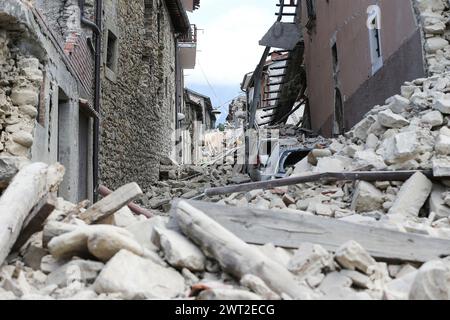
(186, 0), (275, 123)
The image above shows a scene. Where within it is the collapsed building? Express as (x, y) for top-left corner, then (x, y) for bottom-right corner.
(176, 88), (218, 165)
(242, 0), (448, 137)
(4, 0), (450, 302)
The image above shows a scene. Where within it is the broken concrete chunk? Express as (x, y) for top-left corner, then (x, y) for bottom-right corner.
(422, 110), (443, 127)
(409, 260), (450, 300)
(378, 109), (409, 128)
(339, 270), (372, 289)
(433, 99), (450, 114)
(314, 157), (347, 173)
(352, 116), (377, 141)
(335, 241), (377, 275)
(87, 228), (144, 262)
(433, 158), (450, 177)
(152, 226), (206, 271)
(240, 274), (280, 300)
(351, 181), (384, 213)
(429, 184), (450, 219)
(125, 216), (168, 252)
(388, 172), (433, 217)
(46, 259), (104, 288)
(94, 250), (185, 299)
(435, 134), (450, 155)
(386, 95), (410, 114)
(287, 243), (334, 278)
(384, 270), (418, 300)
(354, 150), (387, 170)
(425, 37), (449, 53)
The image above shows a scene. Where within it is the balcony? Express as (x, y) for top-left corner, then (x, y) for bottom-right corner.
(181, 0), (201, 12)
(178, 24), (197, 70)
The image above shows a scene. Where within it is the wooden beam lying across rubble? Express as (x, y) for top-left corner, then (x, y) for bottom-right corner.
(0, 163), (64, 266)
(79, 183), (144, 224)
(172, 199), (450, 264)
(98, 185), (154, 218)
(204, 170), (436, 196)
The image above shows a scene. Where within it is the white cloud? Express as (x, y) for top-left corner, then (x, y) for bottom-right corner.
(185, 0), (275, 87)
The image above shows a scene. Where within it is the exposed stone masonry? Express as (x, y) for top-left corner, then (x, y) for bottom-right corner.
(100, 0), (176, 191)
(0, 31), (41, 158)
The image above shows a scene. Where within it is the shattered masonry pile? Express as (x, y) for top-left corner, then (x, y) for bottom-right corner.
(5, 0), (450, 301)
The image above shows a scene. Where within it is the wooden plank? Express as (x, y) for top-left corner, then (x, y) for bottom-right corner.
(98, 185), (154, 218)
(12, 194), (57, 252)
(204, 170), (436, 197)
(259, 22), (301, 50)
(0, 163), (64, 266)
(174, 200), (450, 264)
(79, 182), (143, 224)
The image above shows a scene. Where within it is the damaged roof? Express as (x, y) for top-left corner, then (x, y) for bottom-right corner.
(165, 0), (191, 34)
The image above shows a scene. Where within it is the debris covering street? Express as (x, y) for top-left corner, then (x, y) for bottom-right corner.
(4, 0), (450, 302)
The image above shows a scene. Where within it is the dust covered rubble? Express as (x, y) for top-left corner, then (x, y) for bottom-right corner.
(0, 164), (450, 300)
(4, 192), (449, 301)
(5, 0), (450, 302)
(218, 65), (450, 240)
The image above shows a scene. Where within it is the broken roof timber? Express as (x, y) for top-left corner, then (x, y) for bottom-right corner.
(165, 0), (191, 34)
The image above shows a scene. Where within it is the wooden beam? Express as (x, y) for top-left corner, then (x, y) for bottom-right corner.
(174, 200), (450, 264)
(204, 170), (436, 197)
(12, 194), (57, 252)
(0, 163), (64, 266)
(79, 182), (143, 224)
(98, 185), (154, 218)
(172, 200), (313, 299)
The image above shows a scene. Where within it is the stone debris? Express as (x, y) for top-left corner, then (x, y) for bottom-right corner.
(3, 1), (450, 301)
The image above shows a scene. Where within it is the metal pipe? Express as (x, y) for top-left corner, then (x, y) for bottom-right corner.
(79, 0), (101, 35)
(79, 0), (102, 201)
(204, 170), (435, 197)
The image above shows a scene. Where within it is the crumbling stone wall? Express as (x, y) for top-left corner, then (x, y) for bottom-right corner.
(413, 0), (450, 75)
(0, 30), (42, 157)
(100, 0), (176, 191)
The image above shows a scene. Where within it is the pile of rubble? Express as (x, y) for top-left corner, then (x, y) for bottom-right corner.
(0, 160), (447, 300)
(5, 0), (450, 302)
(141, 160), (244, 213)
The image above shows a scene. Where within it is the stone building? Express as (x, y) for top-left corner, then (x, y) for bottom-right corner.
(0, 0), (204, 203)
(100, 0), (201, 191)
(299, 0), (427, 136)
(244, 0), (447, 138)
(179, 88), (217, 164)
(0, 0), (97, 203)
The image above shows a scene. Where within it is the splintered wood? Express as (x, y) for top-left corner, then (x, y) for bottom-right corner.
(0, 163), (64, 266)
